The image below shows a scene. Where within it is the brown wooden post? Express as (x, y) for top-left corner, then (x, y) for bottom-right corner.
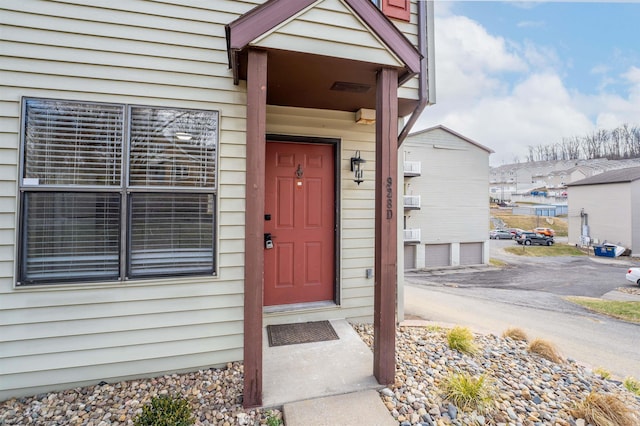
(373, 67), (398, 385)
(244, 48), (267, 408)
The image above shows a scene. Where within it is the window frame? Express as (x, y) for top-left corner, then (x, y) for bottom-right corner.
(17, 97), (219, 286)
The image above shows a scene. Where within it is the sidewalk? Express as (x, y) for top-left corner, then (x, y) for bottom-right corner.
(283, 390), (396, 426)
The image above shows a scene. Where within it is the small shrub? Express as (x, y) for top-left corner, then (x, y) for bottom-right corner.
(623, 376), (640, 396)
(593, 367), (611, 380)
(447, 326), (477, 354)
(571, 392), (637, 426)
(134, 395), (195, 426)
(265, 410), (283, 426)
(528, 338), (562, 363)
(502, 327), (528, 342)
(440, 372), (494, 413)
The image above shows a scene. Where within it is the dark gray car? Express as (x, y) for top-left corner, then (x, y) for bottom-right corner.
(516, 232), (554, 246)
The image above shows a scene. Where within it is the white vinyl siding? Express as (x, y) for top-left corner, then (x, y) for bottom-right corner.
(633, 181), (640, 254)
(0, 0), (258, 400)
(568, 182), (634, 250)
(403, 128), (491, 245)
(254, 0), (403, 68)
(0, 0), (420, 399)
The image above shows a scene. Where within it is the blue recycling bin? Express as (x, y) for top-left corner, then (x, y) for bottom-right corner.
(594, 245), (615, 257)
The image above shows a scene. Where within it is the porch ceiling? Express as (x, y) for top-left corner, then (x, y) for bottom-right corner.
(235, 48), (417, 117)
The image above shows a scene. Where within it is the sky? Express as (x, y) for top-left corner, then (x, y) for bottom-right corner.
(413, 1), (640, 165)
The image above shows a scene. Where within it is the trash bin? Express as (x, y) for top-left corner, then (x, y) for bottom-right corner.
(594, 245), (616, 257)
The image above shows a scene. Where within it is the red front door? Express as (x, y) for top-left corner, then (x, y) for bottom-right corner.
(264, 142), (335, 306)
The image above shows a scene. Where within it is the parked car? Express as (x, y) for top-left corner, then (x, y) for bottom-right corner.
(508, 228), (525, 237)
(533, 227), (555, 236)
(626, 267), (640, 285)
(516, 232), (554, 246)
(490, 229), (513, 239)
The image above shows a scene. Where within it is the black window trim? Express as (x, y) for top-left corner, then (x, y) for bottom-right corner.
(17, 97), (219, 287)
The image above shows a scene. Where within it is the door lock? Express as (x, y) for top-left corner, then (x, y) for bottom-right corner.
(264, 233), (274, 249)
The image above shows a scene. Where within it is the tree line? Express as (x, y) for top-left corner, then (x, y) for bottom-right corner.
(525, 124), (640, 162)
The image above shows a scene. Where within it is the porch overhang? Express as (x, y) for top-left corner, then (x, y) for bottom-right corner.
(225, 0), (422, 116)
(233, 0), (419, 409)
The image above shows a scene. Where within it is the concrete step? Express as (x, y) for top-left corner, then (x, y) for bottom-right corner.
(282, 389), (396, 426)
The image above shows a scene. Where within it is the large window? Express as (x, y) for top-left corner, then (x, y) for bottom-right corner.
(18, 98), (218, 285)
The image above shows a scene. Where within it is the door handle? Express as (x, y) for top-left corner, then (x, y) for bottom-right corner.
(264, 233), (274, 249)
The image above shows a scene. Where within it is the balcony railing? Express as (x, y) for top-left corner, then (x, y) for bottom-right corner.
(403, 228), (421, 244)
(403, 161), (421, 177)
(403, 195), (421, 209)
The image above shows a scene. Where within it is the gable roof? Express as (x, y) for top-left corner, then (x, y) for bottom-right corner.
(568, 166), (640, 187)
(408, 125), (494, 153)
(226, 0), (421, 80)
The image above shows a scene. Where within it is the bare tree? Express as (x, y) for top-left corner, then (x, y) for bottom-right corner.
(519, 124), (640, 164)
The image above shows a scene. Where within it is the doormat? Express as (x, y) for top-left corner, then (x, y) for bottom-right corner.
(267, 320), (339, 347)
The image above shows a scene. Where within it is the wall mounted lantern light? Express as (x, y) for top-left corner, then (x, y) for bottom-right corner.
(350, 150), (366, 185)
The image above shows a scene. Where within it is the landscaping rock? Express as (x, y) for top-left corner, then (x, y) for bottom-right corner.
(356, 324), (640, 425)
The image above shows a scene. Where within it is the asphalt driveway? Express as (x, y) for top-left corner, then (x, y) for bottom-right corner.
(404, 239), (640, 380)
(415, 237), (640, 297)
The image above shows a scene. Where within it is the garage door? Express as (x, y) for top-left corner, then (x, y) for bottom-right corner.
(460, 242), (483, 265)
(404, 246), (416, 270)
(424, 244), (450, 267)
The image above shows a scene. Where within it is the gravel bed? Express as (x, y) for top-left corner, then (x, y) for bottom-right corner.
(2, 326), (640, 426)
(618, 286), (640, 296)
(0, 362), (281, 426)
(355, 324), (640, 426)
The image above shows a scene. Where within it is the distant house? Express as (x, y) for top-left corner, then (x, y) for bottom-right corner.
(0, 0), (435, 404)
(491, 158), (640, 202)
(567, 166), (640, 253)
(402, 126), (493, 269)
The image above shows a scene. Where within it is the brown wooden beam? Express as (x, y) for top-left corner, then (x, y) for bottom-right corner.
(243, 48), (267, 408)
(373, 67), (398, 385)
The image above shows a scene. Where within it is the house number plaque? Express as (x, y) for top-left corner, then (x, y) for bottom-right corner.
(386, 176), (393, 219)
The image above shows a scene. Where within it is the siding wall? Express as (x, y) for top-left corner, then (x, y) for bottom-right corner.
(0, 0), (265, 400)
(403, 128), (491, 246)
(632, 181), (640, 254)
(568, 183), (633, 249)
(0, 0), (419, 399)
(255, 0), (402, 67)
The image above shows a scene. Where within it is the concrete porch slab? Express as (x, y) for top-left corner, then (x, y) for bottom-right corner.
(262, 319), (382, 407)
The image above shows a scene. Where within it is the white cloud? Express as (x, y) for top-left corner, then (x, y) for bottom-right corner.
(591, 67), (640, 128)
(521, 40), (561, 71)
(414, 5), (640, 165)
(622, 66), (640, 85)
(438, 15), (527, 74)
(517, 20), (545, 28)
(590, 64), (610, 75)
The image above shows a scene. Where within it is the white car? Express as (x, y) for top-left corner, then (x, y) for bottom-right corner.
(625, 267), (640, 286)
